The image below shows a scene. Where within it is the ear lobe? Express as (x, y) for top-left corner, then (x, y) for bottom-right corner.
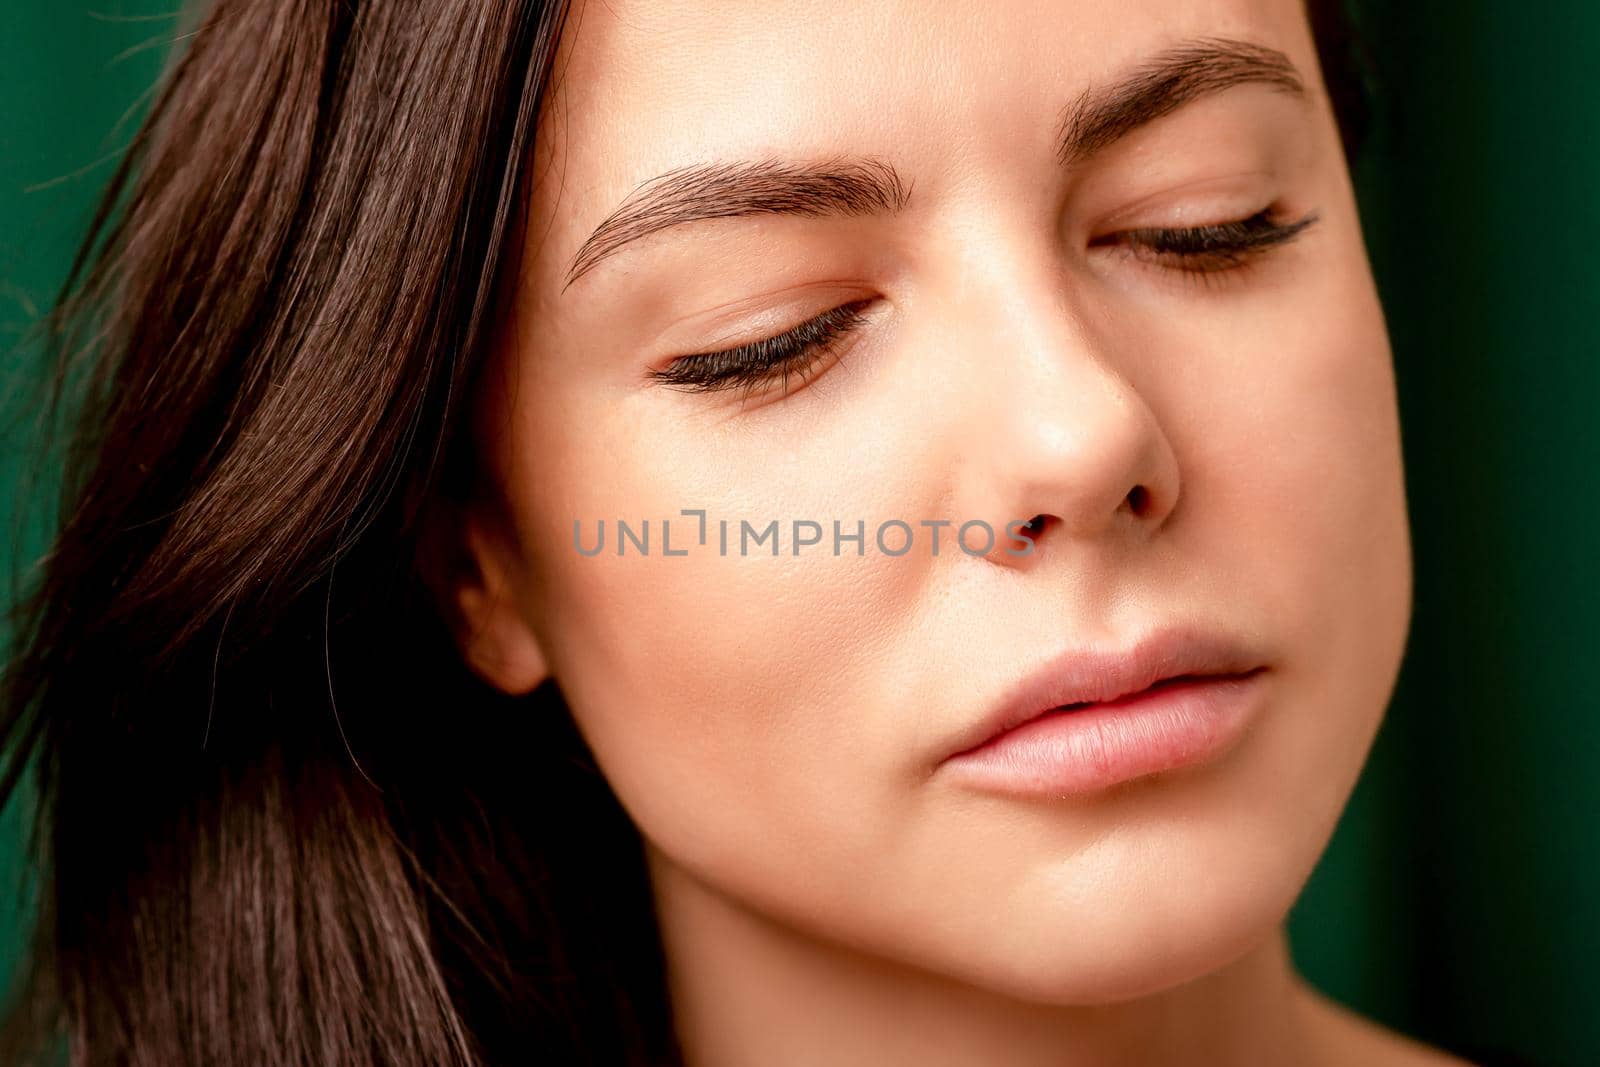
(421, 495), (550, 696)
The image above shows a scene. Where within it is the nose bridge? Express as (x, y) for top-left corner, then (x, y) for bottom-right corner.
(945, 250), (1181, 554)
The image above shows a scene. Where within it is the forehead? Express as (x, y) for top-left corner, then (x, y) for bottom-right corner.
(523, 0), (1312, 289)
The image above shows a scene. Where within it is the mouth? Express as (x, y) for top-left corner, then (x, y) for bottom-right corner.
(936, 625), (1270, 795)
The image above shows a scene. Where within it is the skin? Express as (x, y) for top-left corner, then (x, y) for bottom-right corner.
(445, 1), (1464, 1063)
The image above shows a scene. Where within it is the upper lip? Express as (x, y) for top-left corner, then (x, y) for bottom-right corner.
(940, 624), (1268, 763)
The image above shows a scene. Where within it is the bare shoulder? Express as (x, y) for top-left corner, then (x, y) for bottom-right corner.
(1296, 982), (1476, 1067)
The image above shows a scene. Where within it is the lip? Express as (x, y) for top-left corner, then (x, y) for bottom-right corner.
(936, 625), (1269, 796)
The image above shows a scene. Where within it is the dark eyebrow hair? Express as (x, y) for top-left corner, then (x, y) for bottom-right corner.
(1055, 36), (1306, 164)
(563, 36), (1306, 292)
(563, 156), (910, 291)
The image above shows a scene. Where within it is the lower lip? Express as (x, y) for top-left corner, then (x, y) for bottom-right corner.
(939, 670), (1268, 797)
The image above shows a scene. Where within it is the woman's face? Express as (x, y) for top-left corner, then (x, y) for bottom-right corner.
(457, 0), (1412, 1002)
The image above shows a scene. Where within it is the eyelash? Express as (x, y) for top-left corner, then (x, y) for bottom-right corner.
(650, 208), (1319, 397)
(1096, 207), (1320, 273)
(647, 298), (877, 402)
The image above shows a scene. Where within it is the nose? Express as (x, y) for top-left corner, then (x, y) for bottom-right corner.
(949, 283), (1181, 561)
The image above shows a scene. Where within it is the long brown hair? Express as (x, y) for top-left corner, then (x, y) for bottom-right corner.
(0, 3), (1370, 1064)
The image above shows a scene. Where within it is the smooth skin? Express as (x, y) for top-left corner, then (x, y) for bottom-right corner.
(445, 1), (1466, 1063)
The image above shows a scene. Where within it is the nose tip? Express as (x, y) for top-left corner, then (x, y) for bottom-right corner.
(969, 360), (1182, 564)
(1030, 395), (1176, 536)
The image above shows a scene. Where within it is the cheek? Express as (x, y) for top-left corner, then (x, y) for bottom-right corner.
(501, 386), (929, 869)
(1151, 236), (1414, 864)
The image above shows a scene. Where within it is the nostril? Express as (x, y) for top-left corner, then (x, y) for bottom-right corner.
(1125, 485), (1150, 516)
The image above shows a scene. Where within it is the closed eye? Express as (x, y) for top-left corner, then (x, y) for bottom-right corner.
(647, 297), (877, 400)
(1092, 207), (1320, 275)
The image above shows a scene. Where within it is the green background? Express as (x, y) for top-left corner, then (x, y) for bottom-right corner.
(1, 1), (178, 1037)
(2, 3), (1595, 1064)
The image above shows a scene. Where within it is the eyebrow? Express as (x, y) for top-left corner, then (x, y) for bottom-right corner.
(563, 36), (1307, 291)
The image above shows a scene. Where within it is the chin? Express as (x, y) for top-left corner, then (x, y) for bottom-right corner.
(966, 890), (1295, 1008)
(931, 818), (1316, 1008)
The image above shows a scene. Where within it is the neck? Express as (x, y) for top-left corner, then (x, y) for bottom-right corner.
(647, 848), (1326, 1067)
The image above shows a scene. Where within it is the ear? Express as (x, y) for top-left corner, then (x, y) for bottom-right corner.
(418, 490), (550, 696)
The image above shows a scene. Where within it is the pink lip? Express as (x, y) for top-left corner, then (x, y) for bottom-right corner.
(937, 626), (1269, 796)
